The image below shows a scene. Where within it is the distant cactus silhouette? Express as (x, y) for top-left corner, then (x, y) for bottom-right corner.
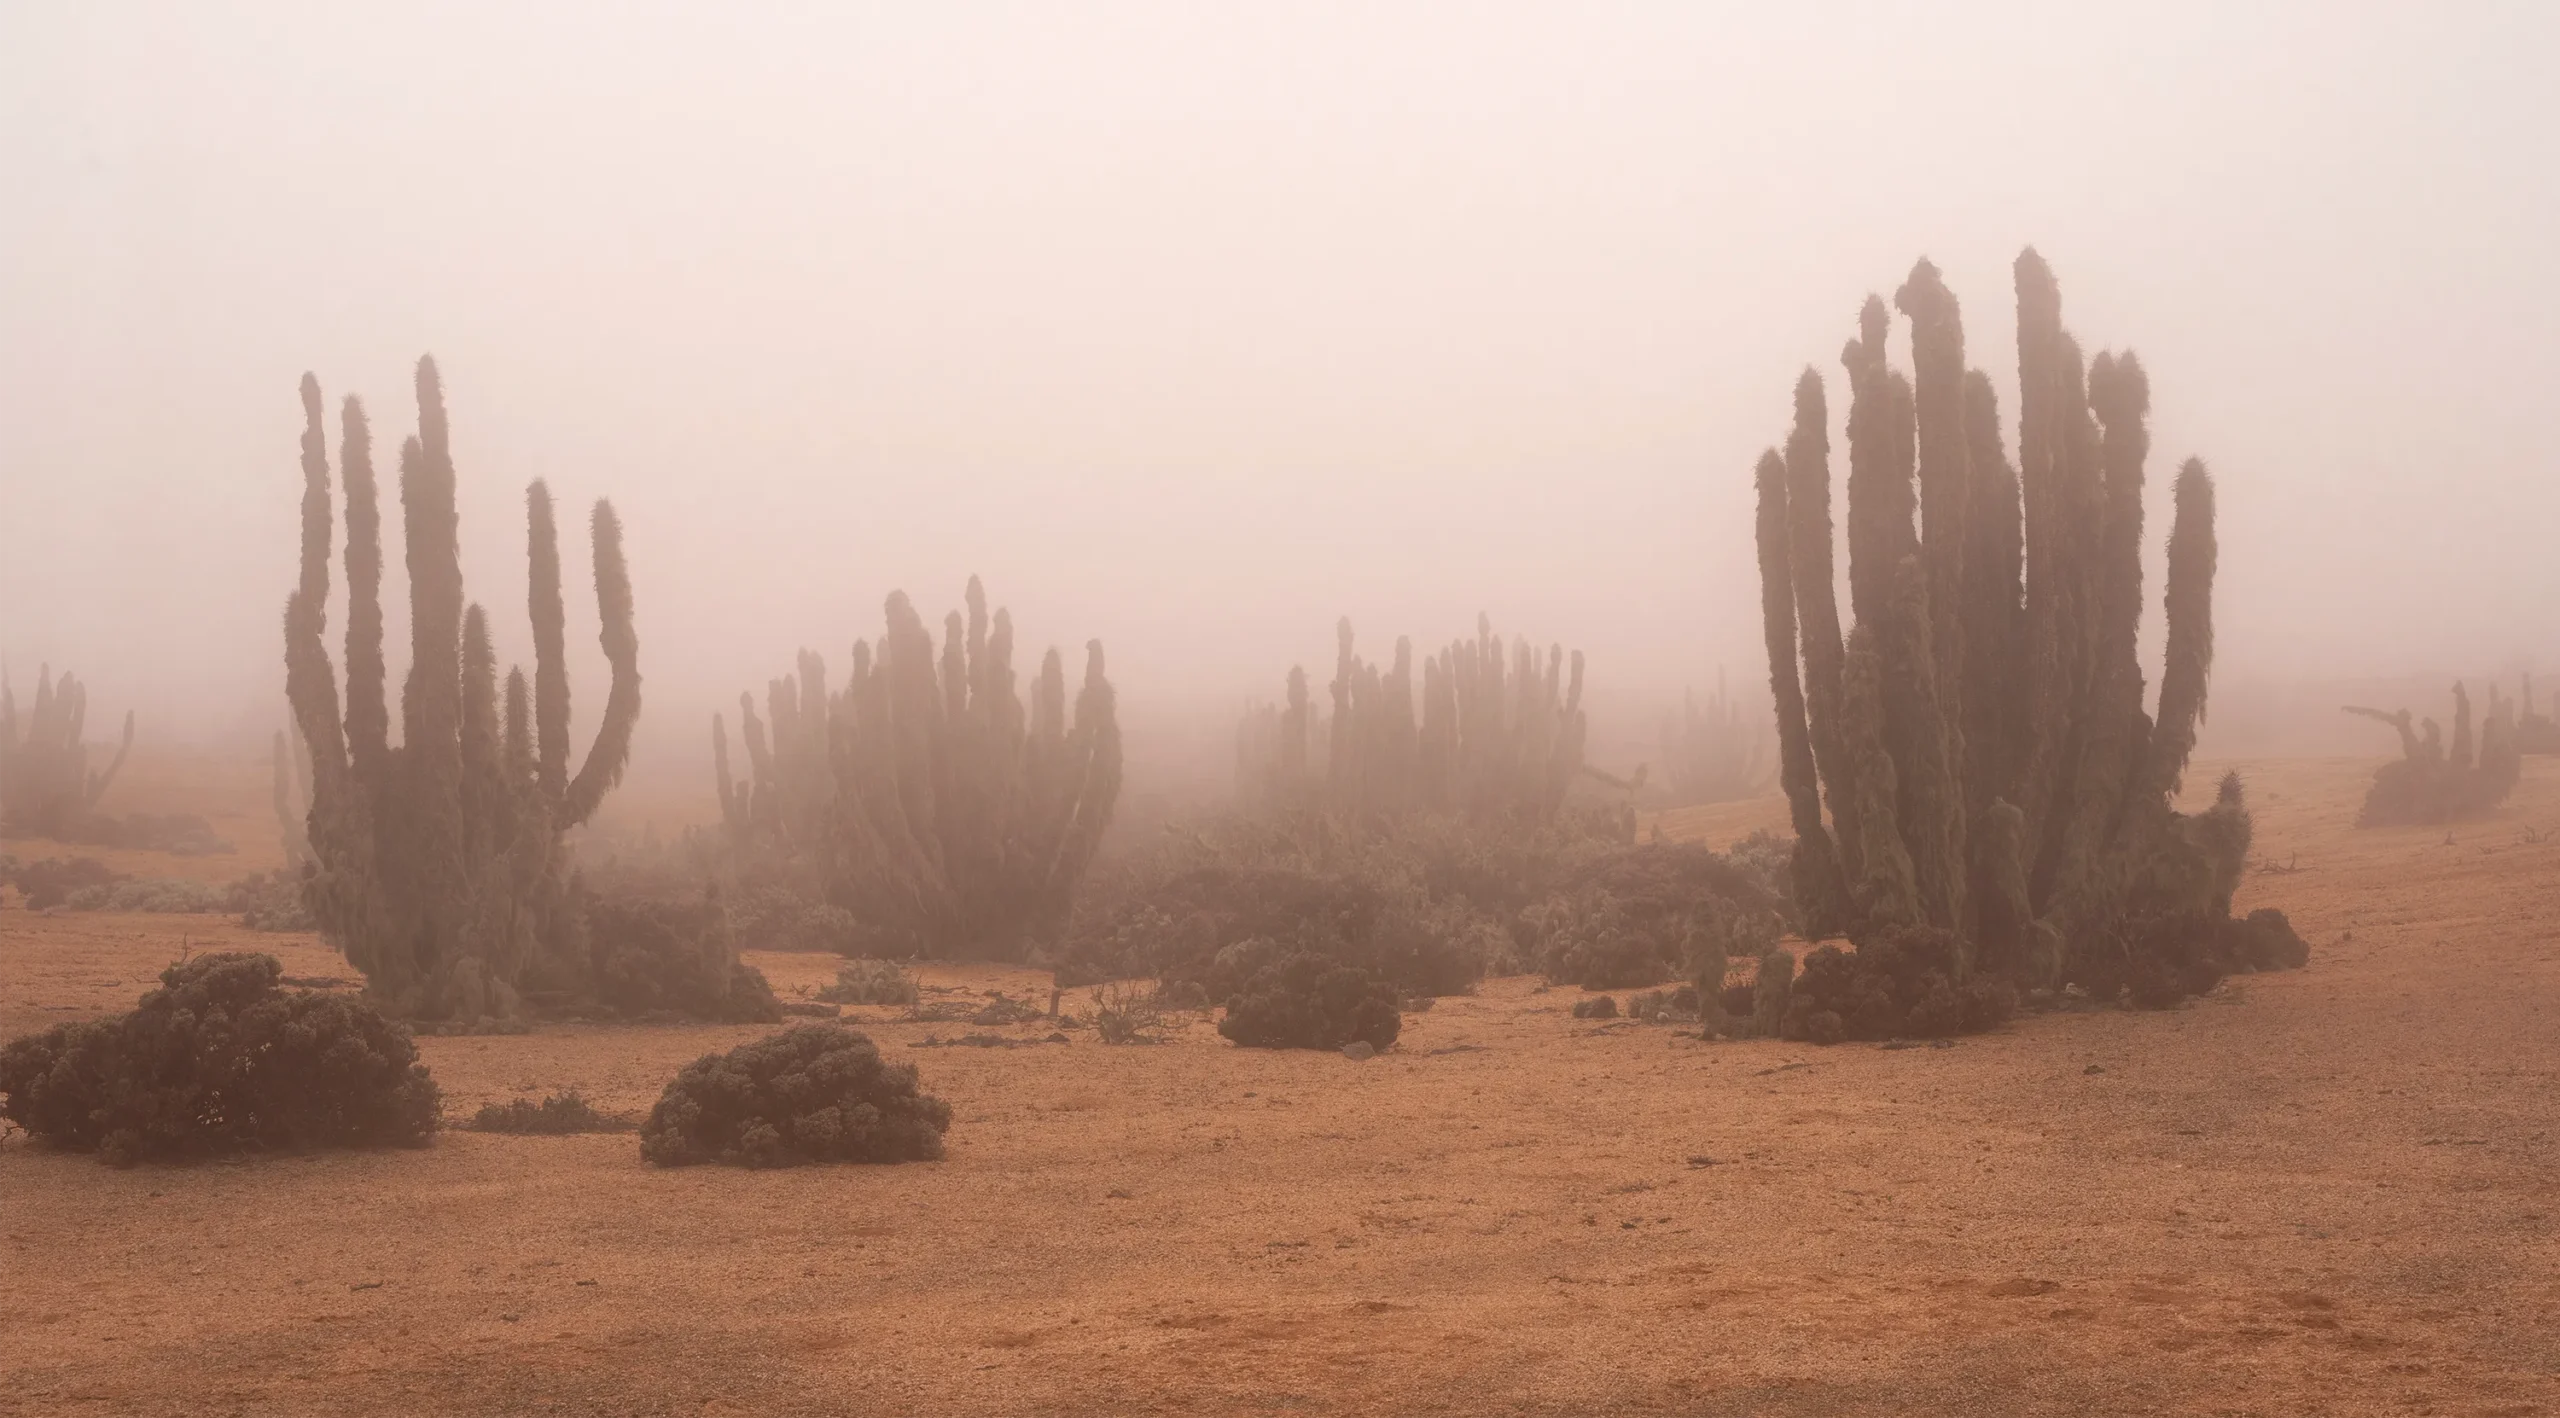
(715, 578), (1121, 959)
(2346, 682), (2522, 825)
(0, 667), (132, 838)
(1236, 615), (1602, 819)
(1659, 670), (1764, 806)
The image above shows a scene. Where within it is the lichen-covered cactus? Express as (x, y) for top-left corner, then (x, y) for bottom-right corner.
(283, 359), (641, 1019)
(1751, 251), (2289, 1008)
(0, 667), (133, 838)
(715, 577), (1121, 958)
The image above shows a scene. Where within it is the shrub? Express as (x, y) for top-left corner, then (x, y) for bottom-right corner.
(816, 958), (921, 1007)
(0, 952), (439, 1165)
(1958, 977), (2020, 1032)
(2221, 907), (2310, 972)
(639, 1025), (952, 1168)
(1749, 948), (1794, 1037)
(470, 1091), (629, 1135)
(63, 877), (231, 913)
(1570, 994), (1618, 1020)
(1532, 892), (1672, 988)
(224, 867), (318, 931)
(1217, 953), (1401, 1051)
(1627, 987), (1700, 1022)
(1089, 980), (1167, 1043)
(1527, 843), (1788, 989)
(585, 896), (783, 1024)
(2, 855), (125, 910)
(1058, 809), (1776, 1000)
(1722, 829), (1799, 931)
(1776, 928), (2029, 1042)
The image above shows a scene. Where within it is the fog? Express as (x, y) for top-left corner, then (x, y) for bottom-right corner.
(5, 2), (2556, 822)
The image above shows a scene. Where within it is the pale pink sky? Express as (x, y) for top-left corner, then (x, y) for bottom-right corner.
(3, 3), (2554, 788)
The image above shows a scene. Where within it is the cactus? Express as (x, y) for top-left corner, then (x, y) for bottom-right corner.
(1749, 250), (2290, 1004)
(715, 578), (1121, 958)
(1235, 616), (1604, 819)
(2517, 674), (2560, 753)
(283, 360), (643, 1020)
(272, 725), (313, 870)
(2346, 683), (2522, 825)
(1658, 669), (1764, 807)
(0, 667), (133, 838)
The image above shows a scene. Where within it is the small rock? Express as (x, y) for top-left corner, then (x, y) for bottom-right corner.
(2084, 1064), (2106, 1075)
(1342, 1041), (1376, 1061)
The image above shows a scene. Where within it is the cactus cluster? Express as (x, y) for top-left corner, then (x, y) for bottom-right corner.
(2345, 682), (2523, 825)
(283, 359), (644, 1020)
(1237, 616), (1595, 818)
(714, 577), (1122, 959)
(2513, 675), (2560, 754)
(0, 668), (133, 838)
(1753, 251), (2290, 1002)
(1659, 670), (1763, 807)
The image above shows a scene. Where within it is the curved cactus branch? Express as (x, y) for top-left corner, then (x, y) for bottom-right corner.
(558, 500), (640, 829)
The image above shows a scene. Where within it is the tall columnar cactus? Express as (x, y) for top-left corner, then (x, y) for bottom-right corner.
(284, 359), (641, 1019)
(716, 577), (1121, 958)
(0, 668), (133, 838)
(1752, 251), (2273, 1002)
(1658, 668), (1764, 807)
(1235, 615), (1603, 819)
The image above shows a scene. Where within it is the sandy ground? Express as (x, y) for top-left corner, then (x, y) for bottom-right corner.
(3, 756), (2558, 1416)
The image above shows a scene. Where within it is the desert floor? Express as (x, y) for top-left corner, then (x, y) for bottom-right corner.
(4, 753), (2557, 1417)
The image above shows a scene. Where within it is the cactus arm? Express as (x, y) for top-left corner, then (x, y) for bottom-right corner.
(559, 499), (639, 829)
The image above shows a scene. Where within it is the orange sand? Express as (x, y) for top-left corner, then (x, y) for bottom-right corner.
(3, 756), (2558, 1416)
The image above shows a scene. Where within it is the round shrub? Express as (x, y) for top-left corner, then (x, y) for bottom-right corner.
(639, 1025), (951, 1168)
(0, 952), (439, 1165)
(816, 957), (921, 1007)
(1570, 994), (1619, 1020)
(1216, 952), (1401, 1052)
(586, 896), (783, 1024)
(2222, 908), (2311, 972)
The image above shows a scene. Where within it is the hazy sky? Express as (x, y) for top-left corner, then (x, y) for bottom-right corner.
(4, 3), (2555, 792)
